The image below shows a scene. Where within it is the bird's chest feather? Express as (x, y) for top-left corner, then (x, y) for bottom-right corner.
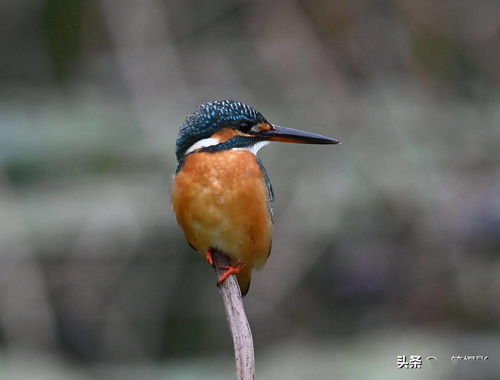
(171, 150), (272, 266)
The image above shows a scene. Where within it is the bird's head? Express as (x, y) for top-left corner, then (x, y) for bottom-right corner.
(176, 100), (340, 162)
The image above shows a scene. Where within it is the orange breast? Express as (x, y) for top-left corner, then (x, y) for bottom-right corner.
(171, 150), (272, 268)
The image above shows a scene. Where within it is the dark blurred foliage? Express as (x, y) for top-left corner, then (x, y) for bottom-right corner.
(0, 0), (499, 379)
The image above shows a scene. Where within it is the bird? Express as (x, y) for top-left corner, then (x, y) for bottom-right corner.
(171, 100), (340, 296)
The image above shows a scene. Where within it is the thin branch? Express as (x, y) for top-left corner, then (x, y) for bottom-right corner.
(212, 250), (255, 380)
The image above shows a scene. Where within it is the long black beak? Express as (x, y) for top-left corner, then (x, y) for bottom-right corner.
(259, 125), (340, 144)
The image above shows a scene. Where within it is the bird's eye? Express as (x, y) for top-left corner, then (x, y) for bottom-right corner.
(238, 122), (252, 133)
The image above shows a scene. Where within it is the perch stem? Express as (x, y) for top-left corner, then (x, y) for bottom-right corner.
(212, 250), (255, 380)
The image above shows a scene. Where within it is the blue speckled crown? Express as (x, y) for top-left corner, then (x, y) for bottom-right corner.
(176, 100), (267, 161)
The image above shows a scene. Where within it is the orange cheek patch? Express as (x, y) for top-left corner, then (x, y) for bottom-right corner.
(255, 122), (272, 132)
(211, 128), (244, 142)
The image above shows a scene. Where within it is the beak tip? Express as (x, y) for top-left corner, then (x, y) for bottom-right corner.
(327, 138), (341, 145)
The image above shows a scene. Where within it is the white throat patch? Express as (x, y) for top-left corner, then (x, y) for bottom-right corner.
(242, 140), (270, 155)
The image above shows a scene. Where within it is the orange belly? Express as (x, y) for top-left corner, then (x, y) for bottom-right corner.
(171, 150), (272, 269)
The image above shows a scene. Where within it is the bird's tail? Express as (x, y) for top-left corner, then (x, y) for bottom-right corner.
(236, 265), (252, 296)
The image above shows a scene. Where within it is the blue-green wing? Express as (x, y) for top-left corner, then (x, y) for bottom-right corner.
(257, 158), (274, 223)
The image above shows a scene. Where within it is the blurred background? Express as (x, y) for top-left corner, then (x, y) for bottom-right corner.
(1, 0), (499, 379)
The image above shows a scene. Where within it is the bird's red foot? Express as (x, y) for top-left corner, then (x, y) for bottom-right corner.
(204, 250), (214, 267)
(217, 264), (244, 286)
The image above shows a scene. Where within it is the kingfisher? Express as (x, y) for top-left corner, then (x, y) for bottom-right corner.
(171, 100), (339, 296)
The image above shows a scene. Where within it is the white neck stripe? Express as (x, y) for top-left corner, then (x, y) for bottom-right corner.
(185, 137), (220, 155)
(184, 138), (270, 156)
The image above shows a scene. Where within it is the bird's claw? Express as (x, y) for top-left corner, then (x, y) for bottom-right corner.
(204, 250), (215, 267)
(217, 264), (243, 286)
